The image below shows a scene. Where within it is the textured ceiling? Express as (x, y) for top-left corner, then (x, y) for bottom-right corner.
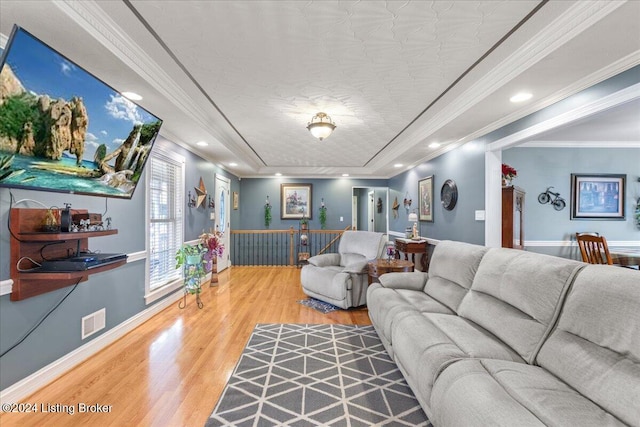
(1, 0), (639, 178)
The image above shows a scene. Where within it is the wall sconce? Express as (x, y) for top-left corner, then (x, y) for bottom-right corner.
(187, 191), (196, 208)
(208, 195), (215, 209)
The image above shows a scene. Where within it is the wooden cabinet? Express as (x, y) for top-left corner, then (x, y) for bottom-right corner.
(502, 186), (525, 249)
(9, 208), (125, 301)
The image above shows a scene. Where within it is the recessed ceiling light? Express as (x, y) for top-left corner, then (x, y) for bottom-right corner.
(229, 162), (238, 167)
(394, 164), (403, 168)
(196, 141), (208, 147)
(342, 173), (349, 177)
(121, 91), (142, 101)
(275, 173), (282, 176)
(428, 142), (441, 148)
(510, 92), (533, 103)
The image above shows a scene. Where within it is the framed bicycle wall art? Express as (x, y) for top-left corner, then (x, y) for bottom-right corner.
(570, 173), (626, 220)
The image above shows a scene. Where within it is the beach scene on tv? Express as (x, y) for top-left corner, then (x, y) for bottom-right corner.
(0, 28), (162, 199)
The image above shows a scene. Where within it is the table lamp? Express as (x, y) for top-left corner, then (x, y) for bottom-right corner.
(408, 211), (419, 239)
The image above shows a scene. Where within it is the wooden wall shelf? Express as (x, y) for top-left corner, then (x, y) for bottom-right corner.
(9, 208), (123, 301)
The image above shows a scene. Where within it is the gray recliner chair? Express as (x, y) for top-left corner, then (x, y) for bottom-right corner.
(300, 230), (386, 309)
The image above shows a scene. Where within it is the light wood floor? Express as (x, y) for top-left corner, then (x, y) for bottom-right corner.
(1, 267), (371, 426)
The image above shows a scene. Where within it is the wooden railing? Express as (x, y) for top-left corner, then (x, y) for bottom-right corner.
(231, 226), (352, 266)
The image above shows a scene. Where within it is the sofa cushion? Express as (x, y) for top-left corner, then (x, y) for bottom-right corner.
(537, 265), (640, 426)
(424, 240), (489, 312)
(458, 248), (584, 363)
(392, 311), (523, 403)
(430, 358), (627, 427)
(338, 230), (384, 263)
(367, 283), (453, 354)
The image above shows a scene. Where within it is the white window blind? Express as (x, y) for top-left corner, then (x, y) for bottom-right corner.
(148, 152), (183, 290)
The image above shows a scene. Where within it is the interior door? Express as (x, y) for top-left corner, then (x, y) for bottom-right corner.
(352, 196), (358, 230)
(368, 191), (375, 232)
(215, 174), (231, 271)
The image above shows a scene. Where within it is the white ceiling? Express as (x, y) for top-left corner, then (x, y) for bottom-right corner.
(1, 0), (639, 178)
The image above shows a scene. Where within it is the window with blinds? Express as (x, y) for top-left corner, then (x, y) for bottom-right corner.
(147, 151), (184, 291)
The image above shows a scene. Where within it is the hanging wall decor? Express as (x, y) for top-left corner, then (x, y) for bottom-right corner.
(418, 176), (434, 222)
(441, 179), (458, 211)
(570, 173), (626, 220)
(194, 177), (207, 208)
(537, 187), (566, 211)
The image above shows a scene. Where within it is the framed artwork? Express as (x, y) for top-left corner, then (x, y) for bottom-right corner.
(570, 173), (626, 220)
(233, 192), (239, 210)
(418, 176), (434, 222)
(281, 183), (312, 219)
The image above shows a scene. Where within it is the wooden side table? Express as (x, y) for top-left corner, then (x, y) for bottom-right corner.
(394, 238), (429, 271)
(368, 259), (414, 284)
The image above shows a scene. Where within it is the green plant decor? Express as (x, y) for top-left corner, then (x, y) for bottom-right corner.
(265, 203), (272, 228)
(319, 206), (327, 229)
(175, 243), (206, 294)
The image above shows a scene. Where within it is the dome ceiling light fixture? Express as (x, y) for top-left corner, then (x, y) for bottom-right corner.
(307, 112), (336, 141)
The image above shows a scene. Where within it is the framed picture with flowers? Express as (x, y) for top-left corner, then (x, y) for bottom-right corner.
(418, 176), (434, 222)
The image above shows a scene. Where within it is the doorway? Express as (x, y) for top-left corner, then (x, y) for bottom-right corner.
(215, 174), (231, 271)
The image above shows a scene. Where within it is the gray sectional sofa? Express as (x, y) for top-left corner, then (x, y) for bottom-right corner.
(367, 240), (640, 426)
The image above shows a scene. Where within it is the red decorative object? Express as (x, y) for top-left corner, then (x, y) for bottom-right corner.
(502, 163), (517, 186)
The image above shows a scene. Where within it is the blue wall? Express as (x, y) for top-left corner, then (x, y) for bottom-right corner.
(0, 136), (238, 390)
(389, 140), (487, 244)
(238, 178), (387, 231)
(504, 146), (640, 257)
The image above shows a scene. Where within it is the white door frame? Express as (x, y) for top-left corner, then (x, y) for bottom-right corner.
(215, 174), (231, 271)
(484, 84), (640, 247)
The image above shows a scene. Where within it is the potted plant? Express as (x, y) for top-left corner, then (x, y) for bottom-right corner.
(300, 215), (309, 230)
(319, 199), (327, 230)
(199, 230), (225, 272)
(501, 163), (517, 186)
(175, 243), (206, 295)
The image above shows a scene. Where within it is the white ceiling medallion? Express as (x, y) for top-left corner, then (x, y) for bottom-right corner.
(307, 112), (336, 141)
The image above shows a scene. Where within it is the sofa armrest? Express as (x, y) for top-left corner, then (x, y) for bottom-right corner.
(308, 253), (341, 267)
(378, 272), (429, 290)
(342, 259), (369, 274)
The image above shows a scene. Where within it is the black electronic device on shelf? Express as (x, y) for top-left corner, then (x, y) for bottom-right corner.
(38, 253), (127, 272)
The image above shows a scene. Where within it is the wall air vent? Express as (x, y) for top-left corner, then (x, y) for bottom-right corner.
(81, 308), (106, 339)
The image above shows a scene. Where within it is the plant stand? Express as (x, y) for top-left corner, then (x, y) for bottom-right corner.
(179, 254), (205, 309)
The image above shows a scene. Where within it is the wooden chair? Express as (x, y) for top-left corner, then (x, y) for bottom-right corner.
(576, 233), (613, 265)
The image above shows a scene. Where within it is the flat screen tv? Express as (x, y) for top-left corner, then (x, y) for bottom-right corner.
(0, 25), (162, 199)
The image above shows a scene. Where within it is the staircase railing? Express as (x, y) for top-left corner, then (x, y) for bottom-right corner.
(230, 226), (352, 266)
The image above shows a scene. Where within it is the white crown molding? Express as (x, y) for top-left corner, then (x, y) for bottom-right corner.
(52, 0), (262, 170)
(488, 82), (640, 151)
(519, 141), (640, 148)
(372, 0), (629, 170)
(0, 289), (182, 403)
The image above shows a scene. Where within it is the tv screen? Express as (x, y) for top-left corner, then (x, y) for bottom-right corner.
(0, 26), (162, 199)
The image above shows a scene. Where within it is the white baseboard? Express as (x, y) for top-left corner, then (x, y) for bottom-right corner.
(525, 240), (640, 247)
(0, 279), (13, 297)
(0, 289), (183, 404)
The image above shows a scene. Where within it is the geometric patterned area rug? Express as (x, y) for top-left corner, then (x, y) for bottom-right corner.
(297, 298), (341, 314)
(205, 323), (431, 426)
